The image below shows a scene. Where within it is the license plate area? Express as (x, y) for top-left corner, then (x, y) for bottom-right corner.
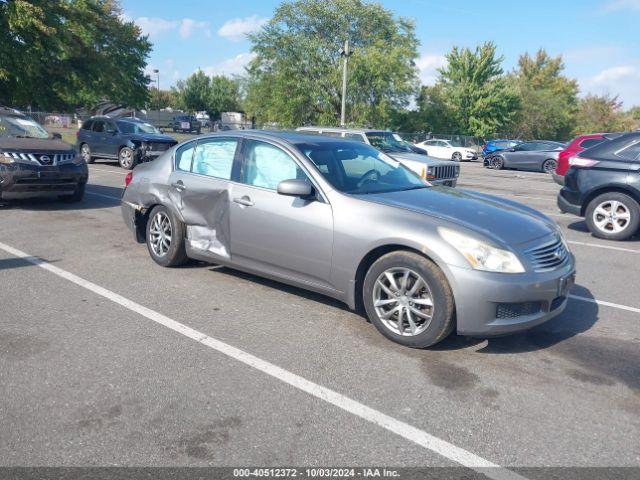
(558, 272), (575, 297)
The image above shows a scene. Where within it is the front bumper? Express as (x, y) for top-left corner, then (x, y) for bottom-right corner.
(0, 162), (88, 199)
(431, 178), (457, 187)
(448, 256), (576, 336)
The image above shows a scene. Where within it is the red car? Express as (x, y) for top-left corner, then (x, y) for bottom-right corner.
(553, 133), (620, 185)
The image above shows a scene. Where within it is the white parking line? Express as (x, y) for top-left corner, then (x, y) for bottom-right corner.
(570, 295), (640, 314)
(0, 240), (525, 480)
(567, 240), (640, 254)
(89, 166), (127, 175)
(86, 191), (121, 201)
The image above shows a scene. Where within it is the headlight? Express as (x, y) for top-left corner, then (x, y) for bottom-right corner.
(0, 152), (15, 164)
(438, 227), (525, 273)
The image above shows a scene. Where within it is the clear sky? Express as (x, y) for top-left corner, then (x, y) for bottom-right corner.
(121, 0), (640, 108)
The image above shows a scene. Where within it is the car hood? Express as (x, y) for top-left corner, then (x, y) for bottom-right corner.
(0, 137), (74, 153)
(129, 133), (177, 142)
(388, 152), (453, 166)
(357, 187), (556, 246)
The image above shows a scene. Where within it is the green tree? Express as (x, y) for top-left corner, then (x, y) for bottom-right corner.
(510, 50), (578, 140)
(0, 0), (151, 110)
(574, 94), (637, 134)
(244, 0), (419, 127)
(417, 42), (518, 137)
(173, 71), (242, 120)
(208, 76), (242, 119)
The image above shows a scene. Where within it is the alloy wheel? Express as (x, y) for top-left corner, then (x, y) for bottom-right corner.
(81, 144), (91, 162)
(543, 159), (557, 173)
(452, 152), (462, 162)
(372, 268), (434, 336)
(149, 211), (172, 257)
(592, 200), (631, 234)
(119, 149), (133, 169)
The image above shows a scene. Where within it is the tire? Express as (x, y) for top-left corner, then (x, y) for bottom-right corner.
(58, 183), (85, 203)
(585, 192), (640, 241)
(80, 143), (94, 164)
(363, 251), (455, 348)
(542, 159), (557, 174)
(451, 152), (462, 162)
(146, 205), (189, 267)
(492, 155), (504, 170)
(118, 147), (137, 170)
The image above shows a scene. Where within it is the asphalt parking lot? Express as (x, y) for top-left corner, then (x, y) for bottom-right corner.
(1, 160), (638, 475)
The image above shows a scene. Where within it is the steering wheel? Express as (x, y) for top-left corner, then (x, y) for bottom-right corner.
(356, 169), (380, 189)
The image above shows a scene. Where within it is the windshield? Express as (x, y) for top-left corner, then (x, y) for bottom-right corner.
(0, 114), (50, 139)
(365, 132), (413, 153)
(301, 142), (427, 194)
(117, 121), (161, 134)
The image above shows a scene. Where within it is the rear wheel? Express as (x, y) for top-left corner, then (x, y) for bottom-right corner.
(80, 143), (94, 164)
(542, 159), (557, 174)
(363, 251), (455, 348)
(585, 192), (640, 241)
(146, 205), (188, 267)
(118, 147), (137, 170)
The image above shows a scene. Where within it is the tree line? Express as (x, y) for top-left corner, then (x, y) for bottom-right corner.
(1, 0), (638, 140)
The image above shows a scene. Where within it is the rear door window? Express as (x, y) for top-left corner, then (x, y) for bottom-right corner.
(191, 138), (238, 179)
(580, 138), (604, 149)
(92, 120), (105, 133)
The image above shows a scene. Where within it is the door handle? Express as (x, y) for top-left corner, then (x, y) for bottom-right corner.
(171, 181), (186, 192)
(233, 196), (254, 207)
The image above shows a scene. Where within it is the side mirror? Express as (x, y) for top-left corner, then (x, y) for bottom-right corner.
(51, 132), (62, 140)
(277, 179), (313, 198)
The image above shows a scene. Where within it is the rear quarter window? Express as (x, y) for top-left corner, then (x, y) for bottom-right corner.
(82, 120), (93, 130)
(615, 141), (640, 161)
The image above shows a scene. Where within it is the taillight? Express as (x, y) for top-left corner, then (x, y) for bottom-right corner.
(569, 156), (599, 168)
(124, 171), (133, 187)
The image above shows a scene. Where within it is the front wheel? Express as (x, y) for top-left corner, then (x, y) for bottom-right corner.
(585, 193), (640, 241)
(542, 159), (557, 174)
(80, 143), (94, 164)
(363, 251), (455, 348)
(492, 156), (504, 170)
(146, 205), (189, 267)
(451, 152), (462, 162)
(118, 147), (137, 170)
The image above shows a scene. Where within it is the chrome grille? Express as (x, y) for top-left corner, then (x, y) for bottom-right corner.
(1, 152), (76, 165)
(525, 236), (569, 272)
(431, 164), (459, 180)
(148, 142), (174, 152)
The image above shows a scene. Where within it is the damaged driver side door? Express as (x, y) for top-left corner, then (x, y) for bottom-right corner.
(168, 137), (240, 262)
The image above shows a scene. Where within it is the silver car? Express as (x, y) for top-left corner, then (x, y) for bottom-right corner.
(486, 140), (566, 173)
(297, 127), (459, 187)
(121, 131), (576, 348)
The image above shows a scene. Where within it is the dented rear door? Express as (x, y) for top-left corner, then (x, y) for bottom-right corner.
(167, 137), (240, 261)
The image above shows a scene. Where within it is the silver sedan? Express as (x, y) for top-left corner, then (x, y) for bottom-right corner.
(121, 131), (575, 348)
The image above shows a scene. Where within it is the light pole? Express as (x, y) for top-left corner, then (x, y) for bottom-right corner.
(153, 69), (160, 111)
(340, 39), (352, 128)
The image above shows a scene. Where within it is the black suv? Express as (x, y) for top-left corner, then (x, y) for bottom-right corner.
(558, 132), (640, 240)
(0, 107), (87, 202)
(77, 116), (178, 170)
(171, 115), (201, 134)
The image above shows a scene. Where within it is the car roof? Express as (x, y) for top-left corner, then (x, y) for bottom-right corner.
(297, 126), (387, 135)
(200, 130), (362, 146)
